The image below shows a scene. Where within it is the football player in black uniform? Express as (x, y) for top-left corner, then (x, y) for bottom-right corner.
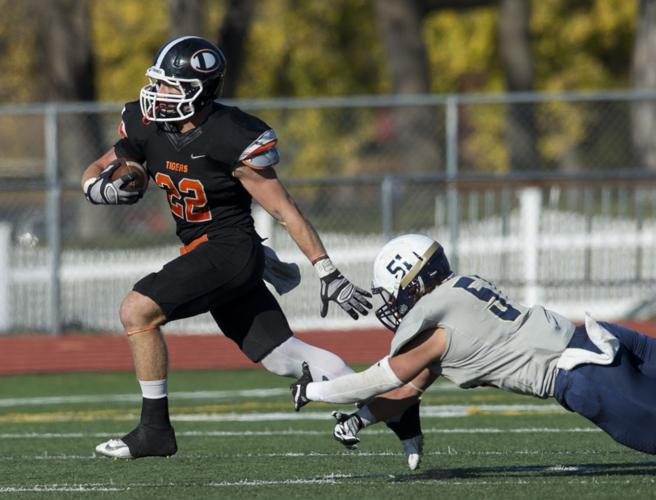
(81, 36), (423, 468)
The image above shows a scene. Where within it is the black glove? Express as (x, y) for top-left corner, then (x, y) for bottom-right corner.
(315, 257), (372, 320)
(332, 410), (363, 449)
(290, 361), (313, 412)
(84, 161), (142, 205)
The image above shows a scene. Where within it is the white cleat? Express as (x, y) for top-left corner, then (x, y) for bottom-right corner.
(407, 452), (420, 471)
(401, 434), (423, 470)
(95, 438), (134, 459)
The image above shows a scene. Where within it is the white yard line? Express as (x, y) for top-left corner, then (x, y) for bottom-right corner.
(0, 388), (289, 407)
(0, 487), (124, 492)
(0, 448), (616, 461)
(172, 404), (565, 422)
(0, 426), (600, 440)
(0, 404), (566, 425)
(0, 484), (124, 492)
(0, 384), (462, 407)
(2, 475), (655, 492)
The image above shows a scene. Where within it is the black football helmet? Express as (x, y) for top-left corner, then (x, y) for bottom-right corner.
(139, 36), (227, 122)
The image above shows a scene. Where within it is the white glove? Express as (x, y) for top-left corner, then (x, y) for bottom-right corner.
(83, 161), (142, 205)
(332, 411), (363, 449)
(314, 257), (372, 320)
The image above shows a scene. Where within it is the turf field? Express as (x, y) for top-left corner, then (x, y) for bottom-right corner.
(1, 369), (654, 499)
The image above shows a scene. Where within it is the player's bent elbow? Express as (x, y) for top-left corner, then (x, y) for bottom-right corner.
(394, 384), (422, 400)
(388, 354), (433, 386)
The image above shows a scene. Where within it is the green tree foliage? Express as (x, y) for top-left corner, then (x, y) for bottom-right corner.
(532, 1), (636, 171)
(423, 6), (507, 172)
(239, 0), (385, 98)
(237, 0), (386, 177)
(90, 0), (227, 102)
(0, 0), (641, 175)
(0, 1), (638, 101)
(534, 0), (635, 90)
(421, 0), (637, 173)
(0, 1), (39, 102)
(424, 7), (503, 93)
(91, 0), (168, 102)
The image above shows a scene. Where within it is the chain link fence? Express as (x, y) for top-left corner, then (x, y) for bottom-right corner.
(2, 91), (656, 334)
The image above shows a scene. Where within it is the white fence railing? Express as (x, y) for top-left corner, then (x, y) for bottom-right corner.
(5, 185), (656, 333)
(3, 90), (656, 333)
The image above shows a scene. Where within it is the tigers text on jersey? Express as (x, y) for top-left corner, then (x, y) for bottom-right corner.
(391, 274), (576, 398)
(114, 101), (278, 244)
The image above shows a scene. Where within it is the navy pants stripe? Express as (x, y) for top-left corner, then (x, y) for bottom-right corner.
(554, 323), (656, 454)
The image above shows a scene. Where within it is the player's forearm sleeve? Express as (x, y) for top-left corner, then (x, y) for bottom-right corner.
(305, 356), (404, 403)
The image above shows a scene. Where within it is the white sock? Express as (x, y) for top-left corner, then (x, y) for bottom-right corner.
(139, 379), (168, 399)
(261, 336), (354, 380)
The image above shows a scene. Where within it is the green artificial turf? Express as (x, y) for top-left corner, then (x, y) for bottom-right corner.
(0, 369), (653, 499)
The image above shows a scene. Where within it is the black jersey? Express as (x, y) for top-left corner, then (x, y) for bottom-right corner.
(114, 101), (278, 244)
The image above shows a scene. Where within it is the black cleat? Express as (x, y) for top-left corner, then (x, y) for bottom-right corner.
(96, 424), (177, 459)
(290, 361), (313, 411)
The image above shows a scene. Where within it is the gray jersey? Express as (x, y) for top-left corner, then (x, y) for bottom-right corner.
(391, 274), (575, 398)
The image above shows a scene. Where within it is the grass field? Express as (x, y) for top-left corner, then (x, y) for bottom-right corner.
(1, 368), (655, 499)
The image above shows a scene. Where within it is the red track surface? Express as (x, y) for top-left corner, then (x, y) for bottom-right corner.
(1, 321), (654, 375)
(0, 329), (394, 375)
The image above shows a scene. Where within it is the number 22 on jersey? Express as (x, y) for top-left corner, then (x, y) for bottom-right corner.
(154, 172), (212, 222)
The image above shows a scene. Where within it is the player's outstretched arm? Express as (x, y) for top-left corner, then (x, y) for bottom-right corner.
(234, 166), (372, 319)
(291, 328), (444, 407)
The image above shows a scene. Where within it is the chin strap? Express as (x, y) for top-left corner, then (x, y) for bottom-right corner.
(126, 325), (160, 337)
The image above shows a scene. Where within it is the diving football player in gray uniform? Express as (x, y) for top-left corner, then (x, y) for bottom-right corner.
(291, 234), (656, 459)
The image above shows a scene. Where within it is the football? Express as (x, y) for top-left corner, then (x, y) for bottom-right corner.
(110, 159), (149, 192)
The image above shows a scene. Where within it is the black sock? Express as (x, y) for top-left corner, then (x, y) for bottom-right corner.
(386, 400), (422, 440)
(139, 397), (172, 430)
(123, 400), (177, 457)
